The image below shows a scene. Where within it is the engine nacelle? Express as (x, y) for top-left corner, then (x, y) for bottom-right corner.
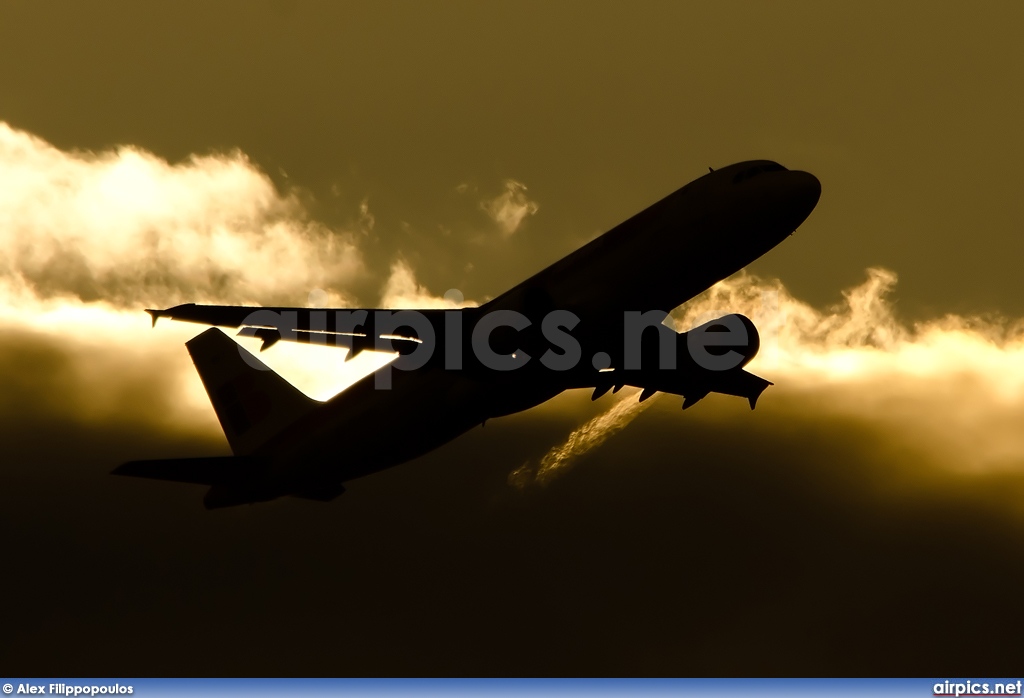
(589, 312), (771, 410)
(679, 313), (760, 371)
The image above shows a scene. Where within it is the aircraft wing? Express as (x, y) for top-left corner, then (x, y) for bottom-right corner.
(145, 182), (703, 351)
(147, 303), (460, 355)
(146, 303), (456, 330)
(593, 367), (773, 411)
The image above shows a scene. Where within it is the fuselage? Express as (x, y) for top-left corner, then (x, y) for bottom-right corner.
(258, 161), (821, 488)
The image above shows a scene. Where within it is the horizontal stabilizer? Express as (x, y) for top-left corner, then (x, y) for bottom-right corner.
(112, 457), (264, 486)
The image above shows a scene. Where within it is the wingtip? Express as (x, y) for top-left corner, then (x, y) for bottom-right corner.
(145, 309), (161, 327)
(748, 381), (773, 410)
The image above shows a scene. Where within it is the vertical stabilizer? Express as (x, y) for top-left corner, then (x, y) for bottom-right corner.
(186, 328), (317, 456)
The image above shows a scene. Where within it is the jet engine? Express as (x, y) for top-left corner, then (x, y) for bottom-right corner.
(679, 313), (761, 370)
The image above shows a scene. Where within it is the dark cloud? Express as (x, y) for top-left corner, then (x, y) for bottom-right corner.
(3, 391), (1024, 675)
(0, 327), (224, 469)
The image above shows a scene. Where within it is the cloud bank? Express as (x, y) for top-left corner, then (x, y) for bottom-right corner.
(0, 123), (362, 308)
(4, 120), (1024, 494)
(517, 268), (1024, 487)
(0, 122), (376, 439)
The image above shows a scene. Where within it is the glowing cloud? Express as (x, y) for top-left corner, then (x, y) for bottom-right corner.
(380, 259), (476, 309)
(0, 122), (374, 439)
(685, 268), (1024, 473)
(518, 268), (1024, 487)
(0, 122), (362, 308)
(480, 179), (539, 236)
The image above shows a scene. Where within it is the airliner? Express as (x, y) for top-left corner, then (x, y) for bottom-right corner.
(115, 160), (821, 507)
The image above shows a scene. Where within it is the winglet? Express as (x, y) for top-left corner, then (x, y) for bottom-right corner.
(145, 308), (163, 327)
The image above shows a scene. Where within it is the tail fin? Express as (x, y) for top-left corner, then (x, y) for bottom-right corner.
(186, 328), (317, 455)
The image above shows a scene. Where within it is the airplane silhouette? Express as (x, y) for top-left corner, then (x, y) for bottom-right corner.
(115, 160), (820, 508)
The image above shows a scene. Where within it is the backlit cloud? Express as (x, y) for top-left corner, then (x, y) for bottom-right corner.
(380, 259), (476, 309)
(480, 179), (539, 236)
(5, 120), (1024, 500)
(516, 267), (1024, 487)
(0, 122), (374, 440)
(0, 122), (362, 308)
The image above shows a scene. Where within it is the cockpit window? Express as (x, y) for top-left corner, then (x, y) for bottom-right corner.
(733, 162), (787, 184)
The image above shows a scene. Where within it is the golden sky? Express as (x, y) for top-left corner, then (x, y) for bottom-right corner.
(2, 0), (1024, 676)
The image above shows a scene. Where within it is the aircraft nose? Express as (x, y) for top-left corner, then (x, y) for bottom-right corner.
(797, 170), (821, 210)
(783, 170), (821, 232)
